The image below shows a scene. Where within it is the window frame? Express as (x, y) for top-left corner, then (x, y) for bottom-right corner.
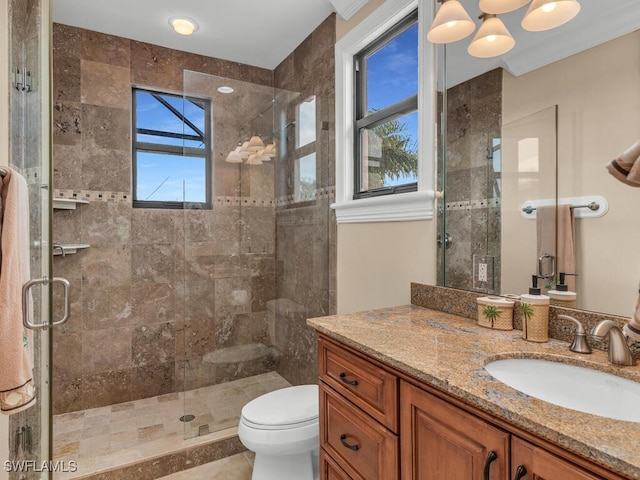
(353, 10), (419, 199)
(332, 0), (436, 223)
(132, 87), (212, 210)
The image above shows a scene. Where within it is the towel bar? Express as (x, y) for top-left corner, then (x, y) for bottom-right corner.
(0, 167), (7, 177)
(521, 202), (600, 215)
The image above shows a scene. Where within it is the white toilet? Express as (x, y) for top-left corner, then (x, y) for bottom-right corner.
(238, 384), (319, 480)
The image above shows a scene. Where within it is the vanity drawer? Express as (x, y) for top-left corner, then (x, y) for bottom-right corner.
(319, 337), (398, 432)
(321, 449), (355, 480)
(320, 383), (398, 480)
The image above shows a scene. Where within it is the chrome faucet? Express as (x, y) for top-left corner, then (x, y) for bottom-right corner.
(557, 315), (591, 354)
(590, 320), (636, 366)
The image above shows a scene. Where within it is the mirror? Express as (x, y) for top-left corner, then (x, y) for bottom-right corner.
(437, 0), (640, 317)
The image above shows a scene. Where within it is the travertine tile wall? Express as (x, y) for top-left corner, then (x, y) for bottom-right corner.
(437, 69), (502, 294)
(51, 18), (336, 414)
(272, 15), (336, 386)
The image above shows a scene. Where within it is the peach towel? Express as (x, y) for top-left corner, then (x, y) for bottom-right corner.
(536, 205), (576, 292)
(0, 168), (36, 414)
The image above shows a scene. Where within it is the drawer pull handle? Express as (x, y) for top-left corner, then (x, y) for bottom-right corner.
(513, 465), (527, 480)
(339, 434), (359, 451)
(339, 373), (358, 386)
(483, 451), (498, 480)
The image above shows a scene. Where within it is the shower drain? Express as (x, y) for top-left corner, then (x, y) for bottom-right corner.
(180, 414), (196, 422)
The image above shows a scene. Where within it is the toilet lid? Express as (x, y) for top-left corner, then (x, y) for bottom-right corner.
(241, 384), (319, 428)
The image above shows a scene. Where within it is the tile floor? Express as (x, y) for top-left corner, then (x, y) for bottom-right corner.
(52, 372), (290, 479)
(158, 452), (254, 480)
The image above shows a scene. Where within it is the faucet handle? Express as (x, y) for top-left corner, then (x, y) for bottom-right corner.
(557, 314), (592, 354)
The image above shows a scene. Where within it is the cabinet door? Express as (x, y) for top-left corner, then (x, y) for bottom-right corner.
(511, 437), (604, 480)
(400, 381), (509, 480)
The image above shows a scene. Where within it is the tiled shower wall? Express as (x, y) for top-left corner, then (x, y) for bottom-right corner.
(272, 15), (336, 386)
(437, 68), (502, 294)
(51, 18), (336, 414)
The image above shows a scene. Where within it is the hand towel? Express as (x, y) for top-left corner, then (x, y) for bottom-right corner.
(0, 168), (36, 414)
(536, 205), (576, 292)
(605, 138), (640, 187)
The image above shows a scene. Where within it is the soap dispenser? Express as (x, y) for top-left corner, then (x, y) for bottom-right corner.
(547, 272), (577, 307)
(520, 275), (550, 342)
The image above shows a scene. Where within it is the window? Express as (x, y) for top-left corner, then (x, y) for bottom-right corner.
(132, 88), (211, 209)
(293, 95), (317, 203)
(333, 0), (435, 223)
(354, 10), (419, 199)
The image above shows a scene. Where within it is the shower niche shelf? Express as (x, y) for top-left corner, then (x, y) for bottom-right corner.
(53, 244), (90, 256)
(53, 197), (90, 210)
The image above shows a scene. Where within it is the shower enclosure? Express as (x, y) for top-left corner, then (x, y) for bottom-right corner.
(6, 0), (53, 479)
(48, 63), (332, 476)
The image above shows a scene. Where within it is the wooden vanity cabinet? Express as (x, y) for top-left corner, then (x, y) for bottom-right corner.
(317, 335), (623, 480)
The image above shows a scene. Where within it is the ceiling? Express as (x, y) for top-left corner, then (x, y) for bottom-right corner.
(52, 0), (338, 70)
(53, 0), (640, 78)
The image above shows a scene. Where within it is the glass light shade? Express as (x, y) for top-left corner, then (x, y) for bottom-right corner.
(521, 0), (580, 32)
(247, 135), (265, 152)
(225, 148), (243, 163)
(239, 141), (251, 159)
(427, 0), (476, 44)
(169, 17), (199, 36)
(264, 143), (276, 158)
(246, 153), (263, 165)
(467, 15), (515, 58)
(478, 0), (530, 14)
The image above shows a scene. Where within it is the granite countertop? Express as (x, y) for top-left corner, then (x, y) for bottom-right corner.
(308, 305), (640, 479)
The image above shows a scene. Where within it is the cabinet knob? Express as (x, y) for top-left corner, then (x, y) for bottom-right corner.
(513, 465), (527, 480)
(483, 451), (498, 480)
(339, 372), (358, 386)
(339, 434), (360, 451)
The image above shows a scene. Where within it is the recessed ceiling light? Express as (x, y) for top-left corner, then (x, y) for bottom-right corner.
(169, 16), (199, 36)
(217, 86), (234, 94)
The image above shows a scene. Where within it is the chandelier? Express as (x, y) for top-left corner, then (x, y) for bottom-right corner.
(427, 0), (581, 58)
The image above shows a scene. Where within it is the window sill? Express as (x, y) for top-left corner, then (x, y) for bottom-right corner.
(331, 190), (435, 223)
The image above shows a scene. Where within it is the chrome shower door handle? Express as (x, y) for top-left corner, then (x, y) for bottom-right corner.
(22, 277), (71, 330)
(51, 277), (71, 327)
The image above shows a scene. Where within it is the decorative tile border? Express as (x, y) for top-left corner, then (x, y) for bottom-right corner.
(53, 186), (336, 208)
(444, 197), (501, 211)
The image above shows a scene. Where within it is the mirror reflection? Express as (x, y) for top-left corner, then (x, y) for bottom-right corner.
(437, 0), (640, 317)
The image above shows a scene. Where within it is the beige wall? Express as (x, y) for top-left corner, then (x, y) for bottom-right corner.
(337, 221), (435, 313)
(502, 32), (640, 316)
(335, 0), (437, 314)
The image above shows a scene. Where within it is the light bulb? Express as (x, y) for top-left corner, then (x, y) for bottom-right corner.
(541, 2), (557, 12)
(168, 17), (199, 36)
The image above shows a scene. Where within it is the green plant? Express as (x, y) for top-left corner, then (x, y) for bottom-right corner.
(482, 305), (502, 327)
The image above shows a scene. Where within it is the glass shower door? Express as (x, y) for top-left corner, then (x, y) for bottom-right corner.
(5, 0), (58, 478)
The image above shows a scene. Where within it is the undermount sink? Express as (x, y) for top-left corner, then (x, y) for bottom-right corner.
(484, 358), (640, 422)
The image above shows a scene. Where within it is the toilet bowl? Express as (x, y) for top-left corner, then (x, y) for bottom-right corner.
(238, 384), (319, 480)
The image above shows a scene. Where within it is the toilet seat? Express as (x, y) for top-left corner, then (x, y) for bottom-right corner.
(241, 385), (318, 430)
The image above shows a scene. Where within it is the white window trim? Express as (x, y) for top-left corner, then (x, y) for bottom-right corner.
(331, 0), (437, 223)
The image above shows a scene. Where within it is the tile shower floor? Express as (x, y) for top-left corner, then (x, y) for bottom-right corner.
(52, 372), (290, 479)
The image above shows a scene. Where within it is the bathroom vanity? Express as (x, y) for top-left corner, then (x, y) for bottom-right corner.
(308, 305), (640, 479)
